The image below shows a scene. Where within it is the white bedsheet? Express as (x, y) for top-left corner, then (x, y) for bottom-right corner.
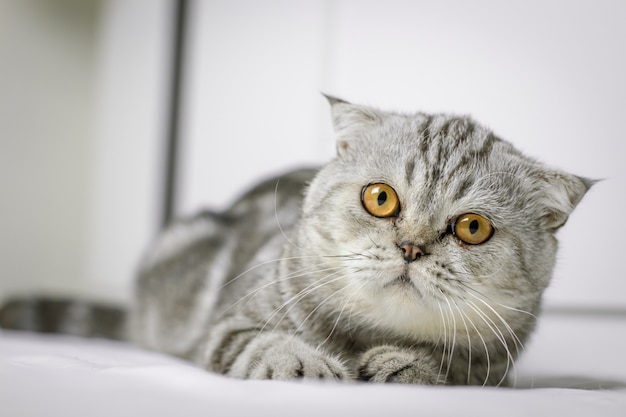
(2, 311), (625, 417)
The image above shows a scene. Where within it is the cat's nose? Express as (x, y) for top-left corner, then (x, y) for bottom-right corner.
(398, 241), (424, 263)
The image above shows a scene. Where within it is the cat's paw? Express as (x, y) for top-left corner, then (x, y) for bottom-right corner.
(357, 345), (443, 385)
(230, 334), (350, 381)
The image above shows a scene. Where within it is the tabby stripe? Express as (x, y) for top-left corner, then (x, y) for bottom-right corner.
(442, 122), (488, 188)
(418, 115), (434, 164)
(452, 177), (473, 202)
(430, 118), (467, 182)
(429, 119), (457, 184)
(167, 235), (237, 355)
(306, 181), (350, 221)
(477, 133), (496, 158)
(210, 327), (259, 373)
(512, 237), (533, 289)
(445, 134), (496, 196)
(141, 215), (219, 270)
(443, 154), (471, 189)
(405, 159), (416, 185)
(448, 120), (475, 154)
(313, 222), (336, 244)
(244, 339), (271, 378)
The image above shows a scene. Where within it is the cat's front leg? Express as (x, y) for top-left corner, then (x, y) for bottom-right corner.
(203, 320), (350, 381)
(357, 345), (444, 384)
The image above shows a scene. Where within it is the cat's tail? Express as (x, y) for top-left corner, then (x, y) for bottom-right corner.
(0, 296), (127, 340)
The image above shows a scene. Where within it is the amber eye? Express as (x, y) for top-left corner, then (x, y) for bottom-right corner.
(361, 183), (400, 218)
(452, 213), (494, 245)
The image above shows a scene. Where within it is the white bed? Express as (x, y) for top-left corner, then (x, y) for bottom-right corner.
(2, 310), (625, 417)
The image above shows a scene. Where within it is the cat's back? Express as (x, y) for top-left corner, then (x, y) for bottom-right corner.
(130, 168), (316, 357)
(139, 168), (317, 274)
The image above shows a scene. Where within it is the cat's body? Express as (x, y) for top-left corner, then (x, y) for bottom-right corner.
(127, 97), (592, 385)
(0, 98), (592, 385)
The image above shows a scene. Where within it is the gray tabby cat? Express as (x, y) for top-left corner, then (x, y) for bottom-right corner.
(128, 97), (592, 385)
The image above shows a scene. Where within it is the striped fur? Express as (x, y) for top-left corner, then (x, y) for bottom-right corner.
(0, 297), (125, 340)
(1, 98), (593, 386)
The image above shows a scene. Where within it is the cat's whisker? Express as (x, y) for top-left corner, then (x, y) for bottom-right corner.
(495, 303), (538, 320)
(456, 304), (491, 386)
(220, 255), (330, 289)
(464, 300), (509, 374)
(465, 291), (526, 356)
(443, 274), (521, 334)
(450, 261), (508, 283)
(264, 271), (347, 331)
(369, 234), (388, 260)
(221, 262), (340, 305)
(316, 279), (368, 349)
(441, 295), (458, 383)
(464, 299), (515, 387)
(273, 179), (304, 251)
(273, 276), (353, 338)
(293, 281), (353, 337)
(341, 279), (372, 344)
(366, 233), (382, 248)
(259, 271), (349, 334)
(436, 299), (451, 383)
(451, 279), (538, 332)
(220, 264), (345, 316)
(240, 265), (346, 313)
(322, 252), (373, 261)
(450, 297), (473, 385)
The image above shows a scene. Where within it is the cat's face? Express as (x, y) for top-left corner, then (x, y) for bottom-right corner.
(293, 98), (591, 344)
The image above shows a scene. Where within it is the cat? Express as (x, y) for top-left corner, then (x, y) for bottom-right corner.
(0, 96), (593, 386)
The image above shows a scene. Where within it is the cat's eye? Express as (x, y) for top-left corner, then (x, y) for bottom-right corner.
(361, 183), (400, 218)
(452, 213), (494, 245)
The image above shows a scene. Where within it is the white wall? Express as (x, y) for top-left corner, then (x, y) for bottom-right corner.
(0, 0), (171, 304)
(0, 0), (99, 301)
(180, 0), (626, 309)
(85, 0), (172, 303)
(178, 0), (334, 213)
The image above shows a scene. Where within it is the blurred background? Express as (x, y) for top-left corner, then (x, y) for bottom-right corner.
(0, 0), (624, 313)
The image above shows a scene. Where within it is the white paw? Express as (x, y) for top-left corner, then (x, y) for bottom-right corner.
(358, 345), (442, 384)
(231, 335), (350, 381)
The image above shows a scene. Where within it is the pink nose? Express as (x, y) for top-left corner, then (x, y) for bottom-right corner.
(399, 242), (424, 263)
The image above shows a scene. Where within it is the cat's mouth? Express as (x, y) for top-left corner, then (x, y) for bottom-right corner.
(384, 274), (422, 296)
(396, 274), (412, 284)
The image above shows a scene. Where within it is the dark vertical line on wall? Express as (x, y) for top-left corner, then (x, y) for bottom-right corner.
(161, 0), (188, 228)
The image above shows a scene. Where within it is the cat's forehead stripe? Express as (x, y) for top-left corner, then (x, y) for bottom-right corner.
(442, 134), (497, 189)
(450, 177), (474, 205)
(405, 160), (416, 185)
(413, 117), (497, 185)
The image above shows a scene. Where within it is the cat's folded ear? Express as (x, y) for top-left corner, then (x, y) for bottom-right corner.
(534, 169), (597, 231)
(323, 94), (382, 157)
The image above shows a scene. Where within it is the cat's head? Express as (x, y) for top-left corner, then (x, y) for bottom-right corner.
(292, 96), (593, 344)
